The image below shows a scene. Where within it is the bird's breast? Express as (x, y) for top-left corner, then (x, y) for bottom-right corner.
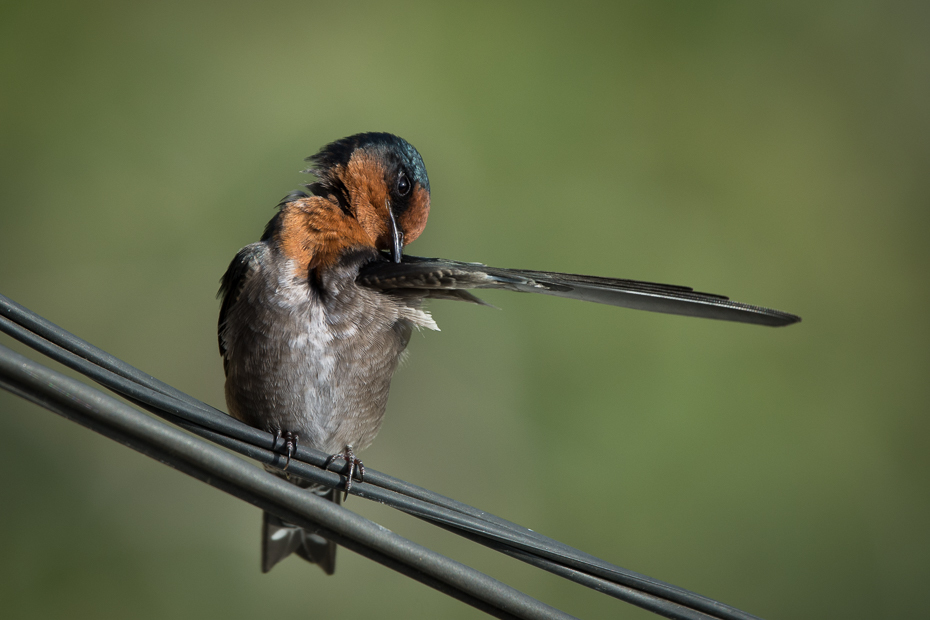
(223, 252), (435, 454)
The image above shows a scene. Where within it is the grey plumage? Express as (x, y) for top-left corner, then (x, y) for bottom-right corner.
(219, 244), (437, 573)
(220, 245), (436, 455)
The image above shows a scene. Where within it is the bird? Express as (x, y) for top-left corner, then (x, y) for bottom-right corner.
(217, 131), (800, 575)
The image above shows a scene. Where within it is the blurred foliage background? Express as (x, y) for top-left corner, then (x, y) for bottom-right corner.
(1, 2), (928, 619)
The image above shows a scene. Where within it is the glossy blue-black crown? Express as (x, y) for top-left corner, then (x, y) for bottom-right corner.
(306, 132), (430, 193)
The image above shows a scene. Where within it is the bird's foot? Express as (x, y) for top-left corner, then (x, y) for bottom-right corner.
(274, 430), (299, 470)
(323, 446), (365, 501)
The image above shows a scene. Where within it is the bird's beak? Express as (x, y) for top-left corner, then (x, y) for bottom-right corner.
(387, 205), (404, 263)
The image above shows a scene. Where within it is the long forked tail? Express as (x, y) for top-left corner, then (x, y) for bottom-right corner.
(261, 487), (340, 574)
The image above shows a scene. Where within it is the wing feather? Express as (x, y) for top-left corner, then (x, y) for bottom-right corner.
(217, 243), (264, 363)
(358, 255), (800, 327)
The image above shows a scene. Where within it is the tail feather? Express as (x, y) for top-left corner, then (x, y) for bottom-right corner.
(261, 487), (340, 574)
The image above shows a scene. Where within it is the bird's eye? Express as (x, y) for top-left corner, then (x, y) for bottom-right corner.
(396, 173), (411, 197)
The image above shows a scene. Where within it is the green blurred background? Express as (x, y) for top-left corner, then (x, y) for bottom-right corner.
(1, 2), (928, 618)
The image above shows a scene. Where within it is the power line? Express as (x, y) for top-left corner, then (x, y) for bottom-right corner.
(0, 293), (764, 620)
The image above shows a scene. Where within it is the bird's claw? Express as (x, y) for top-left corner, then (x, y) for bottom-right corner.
(274, 430), (299, 470)
(323, 446), (365, 501)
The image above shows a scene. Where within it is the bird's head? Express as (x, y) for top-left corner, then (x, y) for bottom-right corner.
(267, 133), (431, 275)
(310, 132), (432, 258)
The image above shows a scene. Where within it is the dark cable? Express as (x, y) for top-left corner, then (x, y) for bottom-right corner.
(0, 343), (574, 620)
(0, 293), (764, 620)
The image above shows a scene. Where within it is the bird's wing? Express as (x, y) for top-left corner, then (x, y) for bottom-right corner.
(217, 243), (264, 362)
(357, 255), (801, 327)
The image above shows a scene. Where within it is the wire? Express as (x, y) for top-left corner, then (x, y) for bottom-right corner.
(0, 293), (764, 620)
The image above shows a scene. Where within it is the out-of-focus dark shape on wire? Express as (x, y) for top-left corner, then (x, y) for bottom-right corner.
(0, 293), (764, 620)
